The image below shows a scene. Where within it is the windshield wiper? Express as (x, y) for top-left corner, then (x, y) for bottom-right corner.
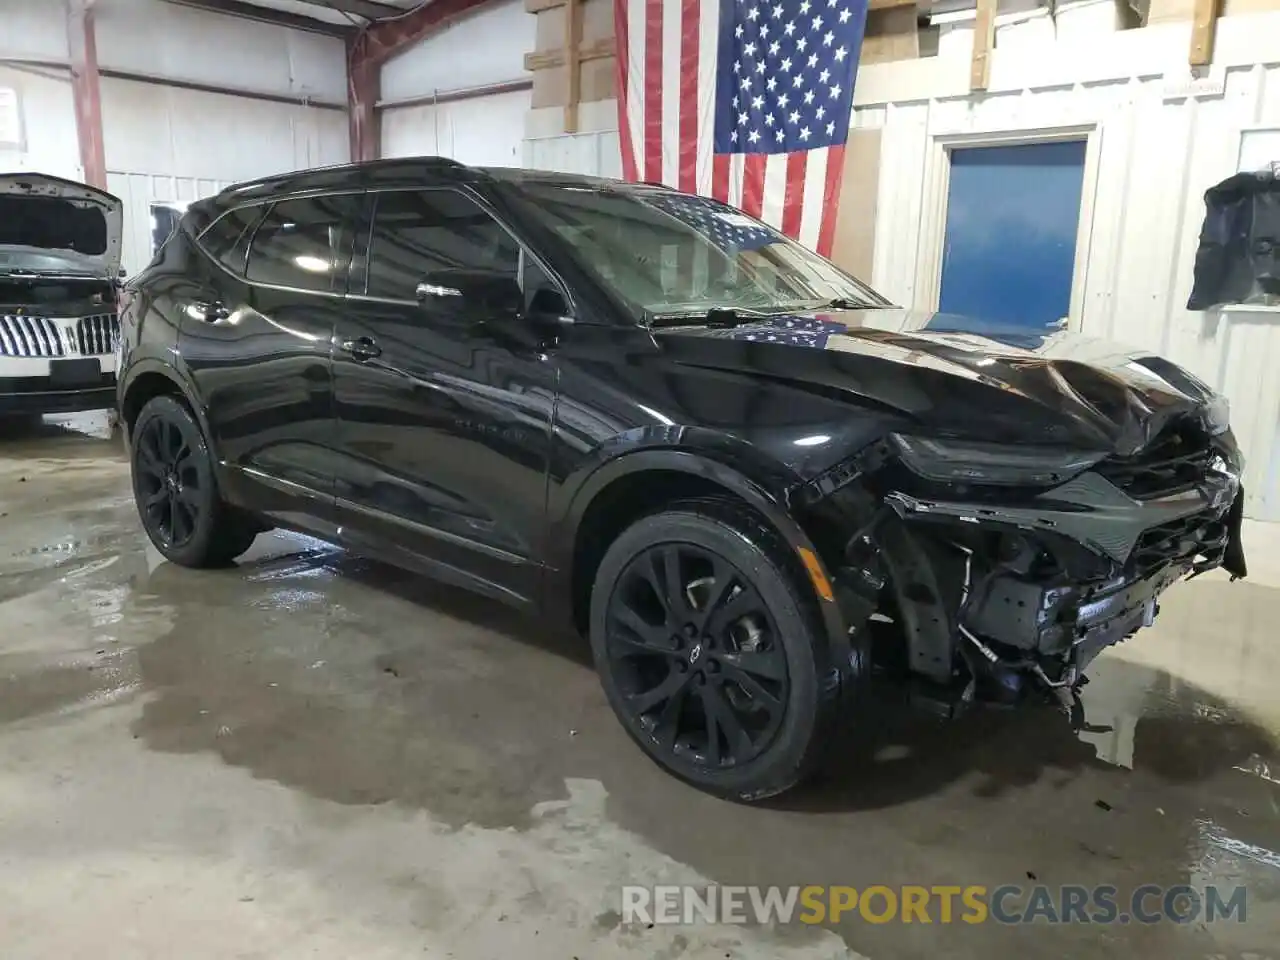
(649, 306), (772, 329)
(813, 297), (869, 311)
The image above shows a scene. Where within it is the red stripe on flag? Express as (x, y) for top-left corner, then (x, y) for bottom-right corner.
(711, 154), (731, 202)
(643, 0), (664, 184)
(817, 145), (846, 258)
(678, 0), (699, 193)
(614, 0), (637, 182)
(741, 154), (767, 218)
(781, 152), (807, 239)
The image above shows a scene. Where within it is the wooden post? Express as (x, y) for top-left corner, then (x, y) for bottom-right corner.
(1189, 0), (1223, 66)
(970, 0), (997, 92)
(564, 0), (582, 133)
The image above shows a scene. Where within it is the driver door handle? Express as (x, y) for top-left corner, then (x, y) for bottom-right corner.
(340, 336), (382, 361)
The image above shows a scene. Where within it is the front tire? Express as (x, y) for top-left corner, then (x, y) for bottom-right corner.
(130, 395), (257, 568)
(589, 499), (837, 801)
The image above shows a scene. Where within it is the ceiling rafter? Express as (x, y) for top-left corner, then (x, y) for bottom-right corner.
(292, 0), (406, 20)
(162, 0), (356, 36)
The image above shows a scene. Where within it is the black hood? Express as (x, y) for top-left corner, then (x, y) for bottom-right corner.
(654, 308), (1223, 456)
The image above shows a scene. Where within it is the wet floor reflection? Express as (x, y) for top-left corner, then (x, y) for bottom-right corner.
(123, 537), (1280, 957)
(2, 424), (1278, 959)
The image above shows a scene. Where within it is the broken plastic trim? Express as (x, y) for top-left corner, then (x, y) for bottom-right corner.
(890, 434), (1106, 487)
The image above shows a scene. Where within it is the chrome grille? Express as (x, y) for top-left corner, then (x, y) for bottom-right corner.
(77, 314), (120, 356)
(0, 315), (67, 357)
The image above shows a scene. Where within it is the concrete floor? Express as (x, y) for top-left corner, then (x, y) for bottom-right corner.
(1, 413), (1278, 960)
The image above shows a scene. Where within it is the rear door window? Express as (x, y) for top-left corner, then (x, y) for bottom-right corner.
(245, 194), (362, 294)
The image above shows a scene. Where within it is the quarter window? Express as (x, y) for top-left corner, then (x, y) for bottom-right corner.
(365, 190), (521, 301)
(200, 203), (266, 276)
(245, 195), (360, 293)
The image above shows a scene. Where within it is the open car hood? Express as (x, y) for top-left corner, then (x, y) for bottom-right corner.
(0, 173), (123, 279)
(655, 308), (1225, 456)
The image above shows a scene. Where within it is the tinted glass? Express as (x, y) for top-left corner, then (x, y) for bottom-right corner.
(246, 195), (360, 293)
(150, 203), (185, 258)
(513, 184), (888, 318)
(366, 190), (520, 301)
(201, 204), (265, 275)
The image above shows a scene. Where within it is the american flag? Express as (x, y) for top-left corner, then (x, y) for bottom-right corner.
(614, 0), (869, 256)
(720, 314), (848, 346)
(645, 191), (778, 251)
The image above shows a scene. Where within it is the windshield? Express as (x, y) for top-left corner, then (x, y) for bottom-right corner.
(517, 183), (891, 320)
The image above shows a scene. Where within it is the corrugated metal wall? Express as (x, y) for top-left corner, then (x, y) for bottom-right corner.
(524, 128), (622, 177)
(106, 172), (233, 275)
(524, 100), (623, 177)
(382, 89), (531, 166)
(854, 37), (1280, 520)
(379, 0), (532, 165)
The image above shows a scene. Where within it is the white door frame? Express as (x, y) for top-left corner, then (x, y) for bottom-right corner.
(915, 123), (1103, 331)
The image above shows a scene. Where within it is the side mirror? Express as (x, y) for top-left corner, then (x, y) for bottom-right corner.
(525, 287), (573, 329)
(416, 269), (522, 319)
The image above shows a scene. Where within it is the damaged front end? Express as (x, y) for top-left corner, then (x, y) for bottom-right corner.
(795, 416), (1247, 715)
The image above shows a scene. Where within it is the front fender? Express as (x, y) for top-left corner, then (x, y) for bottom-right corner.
(547, 435), (856, 687)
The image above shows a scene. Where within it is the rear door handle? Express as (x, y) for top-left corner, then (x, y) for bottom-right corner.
(340, 336), (382, 361)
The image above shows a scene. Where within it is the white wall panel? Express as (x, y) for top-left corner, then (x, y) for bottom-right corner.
(101, 78), (347, 182)
(95, 0), (347, 103)
(853, 13), (1280, 519)
(381, 0), (534, 102)
(0, 0), (71, 62)
(0, 0), (346, 104)
(100, 78), (346, 276)
(523, 100), (623, 178)
(107, 171), (233, 275)
(524, 131), (623, 178)
(382, 88), (531, 166)
(0, 65), (80, 180)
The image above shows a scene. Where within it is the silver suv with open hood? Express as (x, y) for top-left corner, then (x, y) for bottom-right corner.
(0, 173), (124, 417)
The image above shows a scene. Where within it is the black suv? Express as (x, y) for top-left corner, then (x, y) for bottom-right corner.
(117, 158), (1247, 800)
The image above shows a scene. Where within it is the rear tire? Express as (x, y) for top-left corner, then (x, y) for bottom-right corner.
(130, 395), (257, 568)
(589, 498), (838, 801)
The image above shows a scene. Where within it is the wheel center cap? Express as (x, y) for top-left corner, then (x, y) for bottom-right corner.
(165, 474), (180, 493)
(688, 643), (703, 665)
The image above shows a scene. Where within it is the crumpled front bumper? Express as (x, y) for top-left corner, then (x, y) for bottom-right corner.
(877, 462), (1246, 685)
(884, 462), (1243, 572)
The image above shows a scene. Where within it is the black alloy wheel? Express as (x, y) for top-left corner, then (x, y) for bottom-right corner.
(590, 499), (838, 801)
(134, 413), (202, 550)
(605, 543), (788, 768)
(130, 395), (258, 567)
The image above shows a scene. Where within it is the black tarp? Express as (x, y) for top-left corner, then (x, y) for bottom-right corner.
(1187, 169), (1280, 310)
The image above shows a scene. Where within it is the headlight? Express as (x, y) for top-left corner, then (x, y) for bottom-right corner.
(891, 434), (1106, 487)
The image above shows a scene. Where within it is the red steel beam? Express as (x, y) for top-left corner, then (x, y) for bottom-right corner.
(346, 0), (494, 161)
(67, 0), (107, 189)
(347, 40), (382, 163)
